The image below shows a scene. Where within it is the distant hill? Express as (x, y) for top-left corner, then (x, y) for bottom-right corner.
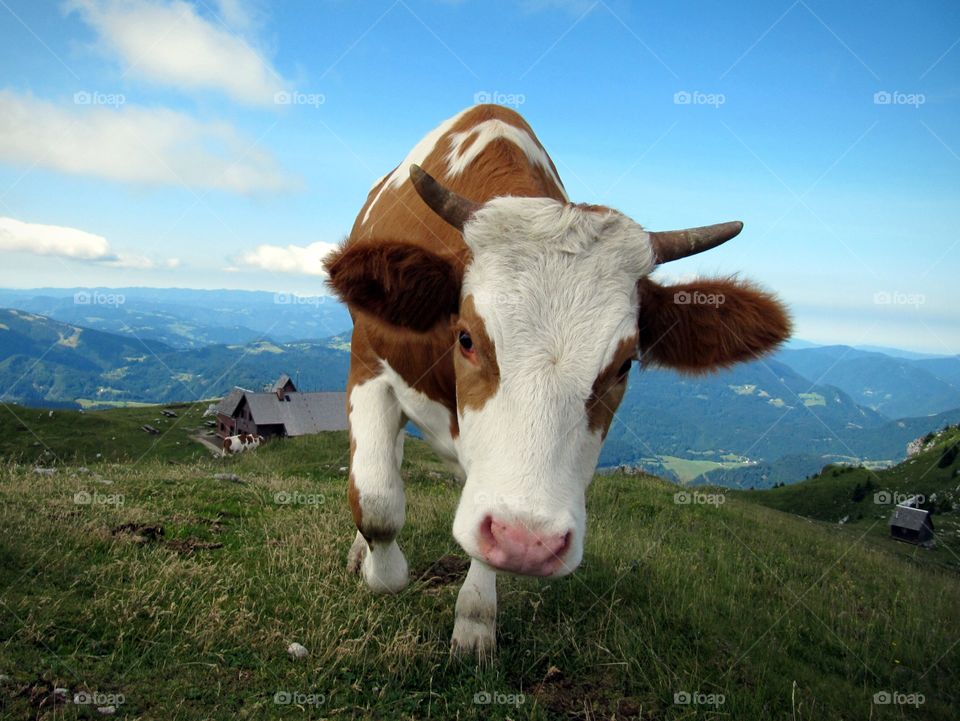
(0, 308), (350, 407)
(775, 345), (960, 418)
(0, 287), (353, 349)
(4, 308), (960, 486)
(735, 424), (960, 569)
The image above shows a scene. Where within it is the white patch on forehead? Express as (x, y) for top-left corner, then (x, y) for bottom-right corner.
(463, 198), (652, 388)
(361, 107), (472, 225)
(445, 119), (568, 199)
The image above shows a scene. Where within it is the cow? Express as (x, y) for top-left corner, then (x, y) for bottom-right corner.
(323, 104), (791, 660)
(222, 433), (263, 456)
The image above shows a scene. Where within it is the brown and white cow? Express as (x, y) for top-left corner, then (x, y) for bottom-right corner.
(324, 104), (790, 660)
(222, 433), (263, 456)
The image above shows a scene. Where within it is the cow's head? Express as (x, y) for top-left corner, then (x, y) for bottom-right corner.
(326, 165), (790, 578)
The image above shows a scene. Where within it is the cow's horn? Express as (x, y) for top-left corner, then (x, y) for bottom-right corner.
(409, 164), (481, 232)
(648, 221), (744, 263)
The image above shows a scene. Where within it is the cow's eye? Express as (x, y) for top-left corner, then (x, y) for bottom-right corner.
(617, 359), (632, 378)
(459, 330), (474, 353)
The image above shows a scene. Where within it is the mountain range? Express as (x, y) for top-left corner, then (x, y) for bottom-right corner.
(1, 287), (957, 487)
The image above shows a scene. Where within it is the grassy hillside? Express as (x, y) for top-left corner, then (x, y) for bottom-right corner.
(738, 425), (960, 571)
(1, 433), (958, 719)
(0, 402), (215, 465)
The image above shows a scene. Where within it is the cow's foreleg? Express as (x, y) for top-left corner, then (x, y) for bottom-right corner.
(347, 375), (409, 593)
(451, 559), (497, 661)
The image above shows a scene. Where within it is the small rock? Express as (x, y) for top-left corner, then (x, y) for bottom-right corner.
(77, 467), (90, 474)
(338, 466), (348, 472)
(33, 467), (57, 476)
(53, 687), (69, 702)
(287, 642), (309, 659)
(213, 473), (244, 483)
(0, 673), (10, 684)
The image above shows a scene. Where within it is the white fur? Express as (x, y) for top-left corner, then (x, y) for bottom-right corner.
(445, 119), (567, 199)
(348, 374), (409, 592)
(451, 559), (498, 660)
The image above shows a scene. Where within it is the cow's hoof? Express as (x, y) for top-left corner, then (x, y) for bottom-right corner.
(450, 617), (496, 663)
(346, 532), (367, 575)
(361, 540), (409, 593)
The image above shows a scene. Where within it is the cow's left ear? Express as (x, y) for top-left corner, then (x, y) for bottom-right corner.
(324, 240), (462, 332)
(637, 277), (791, 373)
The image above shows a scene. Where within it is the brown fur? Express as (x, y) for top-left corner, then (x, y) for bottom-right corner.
(586, 334), (637, 438)
(454, 295), (501, 415)
(637, 277), (791, 373)
(324, 241), (464, 332)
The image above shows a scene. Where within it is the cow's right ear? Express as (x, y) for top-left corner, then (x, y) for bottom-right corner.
(323, 241), (462, 332)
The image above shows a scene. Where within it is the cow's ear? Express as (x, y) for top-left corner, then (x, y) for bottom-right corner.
(324, 241), (462, 332)
(637, 277), (791, 373)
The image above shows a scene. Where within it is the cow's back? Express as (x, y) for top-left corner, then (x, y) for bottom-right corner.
(348, 104), (566, 258)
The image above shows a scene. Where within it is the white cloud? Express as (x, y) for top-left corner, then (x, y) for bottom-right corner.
(0, 216), (111, 260)
(232, 241), (339, 276)
(0, 90), (295, 193)
(66, 0), (287, 106)
(0, 215), (179, 270)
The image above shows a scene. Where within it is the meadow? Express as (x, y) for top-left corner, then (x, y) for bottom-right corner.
(0, 414), (958, 719)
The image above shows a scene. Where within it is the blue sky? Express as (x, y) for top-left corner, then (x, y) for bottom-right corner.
(0, 0), (957, 352)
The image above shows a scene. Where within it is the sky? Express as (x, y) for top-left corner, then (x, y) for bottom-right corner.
(0, 0), (958, 353)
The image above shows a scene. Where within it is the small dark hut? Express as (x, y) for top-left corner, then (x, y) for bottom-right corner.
(888, 504), (935, 546)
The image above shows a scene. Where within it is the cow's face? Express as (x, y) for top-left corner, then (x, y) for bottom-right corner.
(325, 166), (791, 578)
(448, 198), (654, 576)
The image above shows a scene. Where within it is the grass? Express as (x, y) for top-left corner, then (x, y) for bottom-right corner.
(0, 402), (214, 466)
(737, 425), (960, 572)
(1, 431), (958, 719)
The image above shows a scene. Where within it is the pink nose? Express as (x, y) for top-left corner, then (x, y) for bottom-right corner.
(478, 516), (572, 576)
